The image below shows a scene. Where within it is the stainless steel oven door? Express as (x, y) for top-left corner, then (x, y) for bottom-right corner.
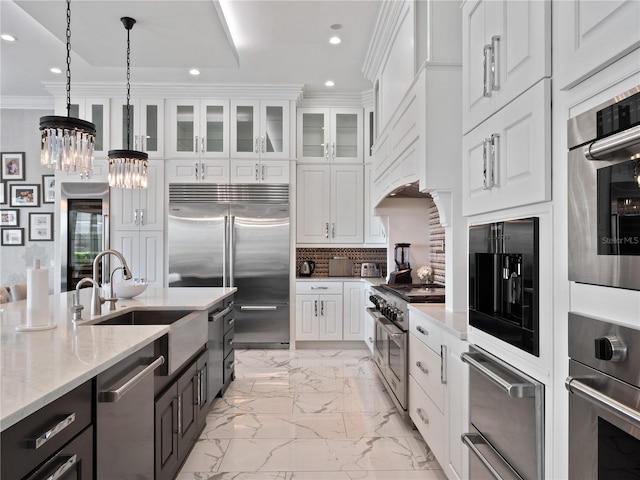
(374, 315), (407, 410)
(566, 360), (640, 479)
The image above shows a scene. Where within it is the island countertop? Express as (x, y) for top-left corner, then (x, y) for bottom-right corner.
(0, 287), (236, 431)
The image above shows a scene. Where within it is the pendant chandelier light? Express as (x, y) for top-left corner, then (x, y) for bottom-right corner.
(40, 0), (96, 174)
(107, 17), (148, 189)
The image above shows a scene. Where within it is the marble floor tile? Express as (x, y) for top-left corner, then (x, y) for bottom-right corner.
(178, 349), (447, 479)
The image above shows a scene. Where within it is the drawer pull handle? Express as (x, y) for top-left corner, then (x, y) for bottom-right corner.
(416, 326), (428, 336)
(416, 361), (429, 375)
(416, 408), (429, 425)
(210, 306), (233, 322)
(227, 318), (235, 326)
(28, 413), (76, 449)
(41, 454), (78, 480)
(227, 339), (234, 346)
(227, 361), (235, 370)
(98, 356), (165, 403)
(311, 286), (329, 290)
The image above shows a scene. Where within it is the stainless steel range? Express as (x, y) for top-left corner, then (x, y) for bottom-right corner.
(368, 284), (445, 415)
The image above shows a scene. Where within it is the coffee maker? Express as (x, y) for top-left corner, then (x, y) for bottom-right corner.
(389, 243), (412, 284)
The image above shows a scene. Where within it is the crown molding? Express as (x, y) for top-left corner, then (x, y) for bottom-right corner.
(362, 0), (410, 82)
(298, 91), (366, 108)
(42, 82), (305, 101)
(0, 96), (55, 110)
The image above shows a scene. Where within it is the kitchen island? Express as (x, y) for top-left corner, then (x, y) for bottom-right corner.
(0, 286), (236, 432)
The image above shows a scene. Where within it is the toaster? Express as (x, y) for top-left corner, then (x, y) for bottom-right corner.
(360, 263), (381, 278)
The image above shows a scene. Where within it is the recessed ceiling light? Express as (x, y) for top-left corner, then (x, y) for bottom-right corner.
(189, 69), (201, 76)
(1, 34), (16, 42)
(50, 67), (62, 74)
(329, 36), (341, 45)
(330, 24), (342, 30)
(325, 80), (335, 87)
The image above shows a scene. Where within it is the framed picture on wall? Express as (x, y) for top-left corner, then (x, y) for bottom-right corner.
(0, 209), (19, 226)
(42, 175), (55, 203)
(29, 212), (53, 241)
(0, 182), (5, 204)
(10, 184), (40, 207)
(1, 152), (25, 181)
(1, 227), (24, 246)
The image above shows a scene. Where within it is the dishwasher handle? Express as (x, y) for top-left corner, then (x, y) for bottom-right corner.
(462, 433), (524, 480)
(98, 356), (165, 403)
(461, 351), (536, 398)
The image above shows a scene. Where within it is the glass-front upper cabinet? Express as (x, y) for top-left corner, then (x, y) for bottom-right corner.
(230, 100), (290, 159)
(296, 107), (363, 163)
(111, 98), (164, 158)
(166, 99), (229, 158)
(55, 97), (110, 158)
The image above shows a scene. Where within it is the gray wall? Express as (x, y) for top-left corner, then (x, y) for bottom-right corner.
(1, 108), (56, 291)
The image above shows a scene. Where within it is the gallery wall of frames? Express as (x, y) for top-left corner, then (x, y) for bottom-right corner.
(0, 108), (56, 289)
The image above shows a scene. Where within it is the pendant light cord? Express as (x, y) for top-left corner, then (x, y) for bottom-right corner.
(65, 0), (72, 118)
(126, 23), (132, 150)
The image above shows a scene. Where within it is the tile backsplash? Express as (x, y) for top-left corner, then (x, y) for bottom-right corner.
(296, 248), (387, 278)
(428, 198), (445, 285)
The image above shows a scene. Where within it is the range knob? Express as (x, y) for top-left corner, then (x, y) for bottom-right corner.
(595, 335), (627, 362)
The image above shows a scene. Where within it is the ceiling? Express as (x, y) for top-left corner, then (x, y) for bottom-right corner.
(0, 0), (381, 100)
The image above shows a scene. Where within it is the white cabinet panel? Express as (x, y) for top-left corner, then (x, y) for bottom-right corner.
(343, 282), (365, 341)
(230, 160), (289, 184)
(462, 0), (550, 133)
(166, 99), (229, 158)
(297, 108), (363, 163)
(331, 165), (364, 244)
(111, 161), (164, 231)
(462, 79), (551, 216)
(555, 0), (640, 89)
(111, 99), (164, 158)
(231, 100), (290, 159)
(295, 291), (343, 341)
(166, 159), (230, 184)
(296, 165), (331, 243)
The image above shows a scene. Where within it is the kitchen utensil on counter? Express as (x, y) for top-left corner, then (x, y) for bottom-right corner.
(390, 243), (412, 283)
(299, 260), (315, 277)
(360, 263), (381, 278)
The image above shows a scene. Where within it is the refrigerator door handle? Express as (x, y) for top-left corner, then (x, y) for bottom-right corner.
(229, 215), (236, 287)
(240, 306), (279, 311)
(223, 215), (228, 288)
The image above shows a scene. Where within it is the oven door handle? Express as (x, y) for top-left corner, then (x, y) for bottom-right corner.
(565, 376), (640, 429)
(461, 352), (536, 398)
(462, 433), (524, 480)
(584, 123), (640, 160)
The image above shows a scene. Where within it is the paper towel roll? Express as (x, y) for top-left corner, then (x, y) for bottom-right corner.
(27, 260), (49, 316)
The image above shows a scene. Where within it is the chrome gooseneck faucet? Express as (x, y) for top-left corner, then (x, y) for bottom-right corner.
(72, 249), (133, 318)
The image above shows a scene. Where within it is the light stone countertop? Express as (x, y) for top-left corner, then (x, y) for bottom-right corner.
(296, 277), (385, 286)
(0, 287), (236, 431)
(408, 303), (468, 340)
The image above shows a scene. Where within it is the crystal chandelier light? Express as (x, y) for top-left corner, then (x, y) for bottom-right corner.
(40, 0), (96, 174)
(108, 17), (148, 189)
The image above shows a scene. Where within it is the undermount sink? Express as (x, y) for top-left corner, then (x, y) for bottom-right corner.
(94, 309), (208, 375)
(95, 310), (191, 326)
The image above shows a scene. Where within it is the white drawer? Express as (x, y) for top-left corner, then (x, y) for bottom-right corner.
(409, 376), (446, 465)
(409, 333), (444, 413)
(409, 311), (444, 353)
(296, 281), (343, 294)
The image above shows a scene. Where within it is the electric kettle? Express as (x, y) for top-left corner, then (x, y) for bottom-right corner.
(299, 260), (315, 277)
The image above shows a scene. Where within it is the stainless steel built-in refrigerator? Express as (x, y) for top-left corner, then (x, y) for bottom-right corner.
(168, 184), (290, 348)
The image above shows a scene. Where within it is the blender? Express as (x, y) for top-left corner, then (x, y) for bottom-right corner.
(389, 243), (412, 283)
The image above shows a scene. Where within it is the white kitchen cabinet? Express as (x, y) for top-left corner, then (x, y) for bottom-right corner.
(166, 99), (229, 158)
(461, 0), (550, 134)
(112, 230), (163, 287)
(364, 164), (386, 244)
(55, 97), (110, 159)
(554, 0), (640, 89)
(342, 281), (365, 341)
(462, 79), (551, 216)
(229, 160), (289, 184)
(111, 98), (164, 158)
(297, 108), (363, 163)
(408, 308), (468, 480)
(111, 161), (164, 231)
(111, 160), (164, 288)
(230, 100), (290, 159)
(165, 159), (230, 184)
(296, 164), (363, 244)
(295, 284), (343, 342)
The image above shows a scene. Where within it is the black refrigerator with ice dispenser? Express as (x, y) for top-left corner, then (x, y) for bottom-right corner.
(167, 183), (290, 348)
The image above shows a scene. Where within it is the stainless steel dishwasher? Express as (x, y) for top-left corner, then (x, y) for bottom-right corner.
(96, 342), (164, 479)
(461, 346), (544, 479)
